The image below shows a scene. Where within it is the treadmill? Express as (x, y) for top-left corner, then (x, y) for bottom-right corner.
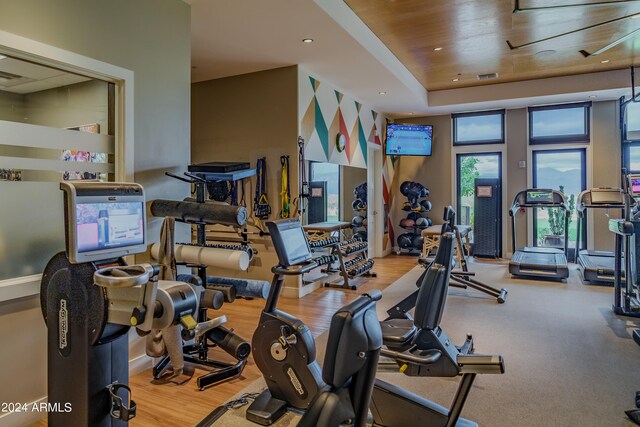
(509, 189), (570, 280)
(575, 188), (625, 286)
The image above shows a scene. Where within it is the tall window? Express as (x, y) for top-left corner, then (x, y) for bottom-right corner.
(528, 102), (591, 145)
(309, 162), (340, 221)
(532, 149), (586, 250)
(452, 110), (505, 145)
(622, 98), (640, 172)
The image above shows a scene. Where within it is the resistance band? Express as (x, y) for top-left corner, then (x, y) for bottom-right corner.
(280, 155), (291, 218)
(254, 157), (271, 219)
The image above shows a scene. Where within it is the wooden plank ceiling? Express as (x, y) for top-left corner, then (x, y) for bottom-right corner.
(344, 0), (640, 90)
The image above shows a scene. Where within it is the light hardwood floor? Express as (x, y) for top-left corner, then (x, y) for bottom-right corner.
(32, 254), (417, 427)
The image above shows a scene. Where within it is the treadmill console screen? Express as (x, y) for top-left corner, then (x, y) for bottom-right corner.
(266, 219), (312, 267)
(526, 190), (553, 204)
(630, 175), (640, 197)
(590, 189), (624, 205)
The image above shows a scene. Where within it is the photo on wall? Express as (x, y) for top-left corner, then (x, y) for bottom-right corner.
(61, 123), (108, 181)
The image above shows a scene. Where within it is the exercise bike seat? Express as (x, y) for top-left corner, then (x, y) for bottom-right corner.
(381, 234), (455, 350)
(298, 291), (383, 427)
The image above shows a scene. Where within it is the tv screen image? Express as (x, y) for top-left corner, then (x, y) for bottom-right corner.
(385, 124), (433, 156)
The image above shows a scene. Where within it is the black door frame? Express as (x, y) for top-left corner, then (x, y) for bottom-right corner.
(455, 152), (503, 251)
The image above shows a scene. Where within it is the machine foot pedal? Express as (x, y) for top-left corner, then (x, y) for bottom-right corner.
(246, 390), (287, 425)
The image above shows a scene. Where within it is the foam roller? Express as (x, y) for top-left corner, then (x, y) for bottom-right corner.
(150, 199), (247, 227)
(207, 284), (237, 303)
(200, 289), (225, 310)
(205, 276), (270, 299)
(207, 326), (251, 360)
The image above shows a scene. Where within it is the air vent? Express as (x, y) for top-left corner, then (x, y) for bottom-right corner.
(0, 70), (22, 80)
(477, 72), (499, 81)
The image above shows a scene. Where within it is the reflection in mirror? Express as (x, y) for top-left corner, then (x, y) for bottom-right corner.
(0, 53), (113, 183)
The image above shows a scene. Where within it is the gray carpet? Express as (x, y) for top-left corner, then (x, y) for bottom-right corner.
(208, 260), (640, 426)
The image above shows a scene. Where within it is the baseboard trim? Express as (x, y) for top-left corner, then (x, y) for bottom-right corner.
(0, 396), (47, 427)
(130, 353), (153, 375)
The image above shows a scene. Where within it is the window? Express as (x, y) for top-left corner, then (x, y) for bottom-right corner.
(532, 148), (586, 253)
(621, 98), (640, 172)
(452, 109), (504, 145)
(309, 162), (340, 221)
(0, 50), (122, 284)
(529, 102), (591, 144)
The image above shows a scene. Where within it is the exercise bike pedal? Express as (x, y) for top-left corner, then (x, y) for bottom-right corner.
(246, 390), (288, 426)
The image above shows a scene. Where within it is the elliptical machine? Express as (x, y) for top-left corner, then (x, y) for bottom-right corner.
(41, 182), (226, 426)
(246, 219), (324, 425)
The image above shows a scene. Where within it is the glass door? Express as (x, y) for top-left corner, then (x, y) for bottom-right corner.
(532, 148), (586, 256)
(456, 152), (502, 242)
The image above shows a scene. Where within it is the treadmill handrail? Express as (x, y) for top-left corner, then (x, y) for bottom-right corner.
(510, 189), (569, 256)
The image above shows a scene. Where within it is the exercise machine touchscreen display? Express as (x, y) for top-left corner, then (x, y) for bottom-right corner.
(526, 190), (553, 204)
(61, 182), (147, 263)
(630, 175), (640, 197)
(266, 219), (312, 267)
(76, 202), (144, 253)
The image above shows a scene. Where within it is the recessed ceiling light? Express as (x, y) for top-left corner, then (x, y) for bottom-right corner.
(379, 91), (387, 95)
(589, 95), (597, 99)
(302, 38), (314, 43)
(0, 54), (6, 60)
(601, 59), (610, 63)
(632, 14), (640, 19)
(452, 78), (459, 82)
(433, 47), (443, 51)
(408, 112), (415, 115)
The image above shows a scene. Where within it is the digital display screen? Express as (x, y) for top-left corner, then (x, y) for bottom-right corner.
(591, 190), (623, 204)
(76, 202), (144, 253)
(526, 190), (553, 204)
(385, 124), (433, 156)
(631, 177), (640, 196)
(279, 226), (311, 263)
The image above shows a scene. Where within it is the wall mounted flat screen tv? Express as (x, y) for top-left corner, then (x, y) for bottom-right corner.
(385, 123), (433, 156)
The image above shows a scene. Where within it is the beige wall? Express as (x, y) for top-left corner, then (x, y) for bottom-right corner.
(389, 115), (453, 243)
(591, 100), (622, 251)
(192, 66), (299, 216)
(191, 66), (303, 294)
(505, 108), (528, 253)
(0, 0), (190, 419)
(391, 101), (622, 256)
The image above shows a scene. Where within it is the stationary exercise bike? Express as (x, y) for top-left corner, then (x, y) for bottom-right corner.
(246, 219), (324, 425)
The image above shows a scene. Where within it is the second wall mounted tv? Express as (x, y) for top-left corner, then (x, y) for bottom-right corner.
(385, 123), (433, 156)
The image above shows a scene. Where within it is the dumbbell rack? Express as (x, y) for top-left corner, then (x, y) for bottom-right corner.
(325, 237), (376, 290)
(304, 234), (340, 285)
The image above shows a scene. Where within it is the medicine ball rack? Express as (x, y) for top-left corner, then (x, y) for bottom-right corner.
(352, 182), (368, 242)
(396, 181), (432, 255)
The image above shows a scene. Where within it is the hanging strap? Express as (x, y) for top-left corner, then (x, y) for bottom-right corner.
(280, 155), (290, 218)
(254, 157), (271, 219)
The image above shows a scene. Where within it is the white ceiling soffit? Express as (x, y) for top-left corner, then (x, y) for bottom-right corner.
(189, 0), (427, 117)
